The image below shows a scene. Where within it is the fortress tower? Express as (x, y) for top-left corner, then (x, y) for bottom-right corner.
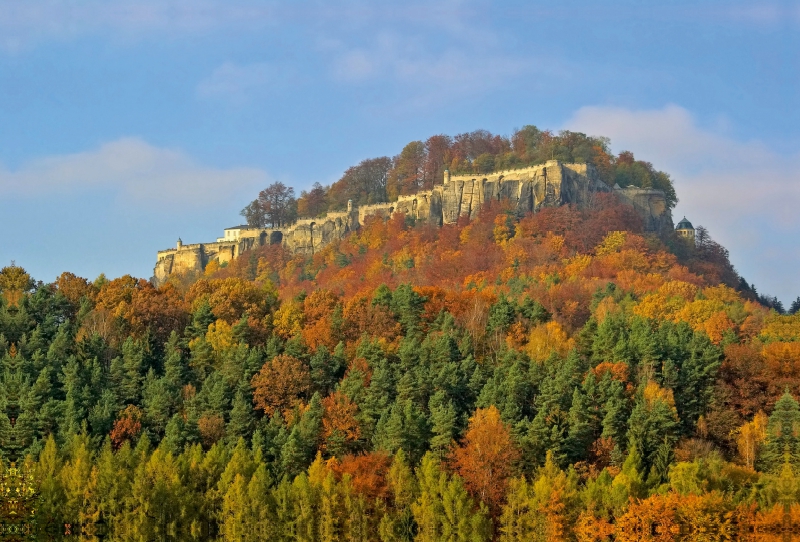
(676, 217), (695, 244)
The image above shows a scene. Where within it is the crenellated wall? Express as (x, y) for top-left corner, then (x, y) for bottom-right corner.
(153, 161), (672, 284)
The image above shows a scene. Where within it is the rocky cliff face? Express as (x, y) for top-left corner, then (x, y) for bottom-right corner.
(153, 161), (672, 284)
(438, 161), (611, 224)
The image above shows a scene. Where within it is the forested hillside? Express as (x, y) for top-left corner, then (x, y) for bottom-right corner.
(3, 194), (800, 540)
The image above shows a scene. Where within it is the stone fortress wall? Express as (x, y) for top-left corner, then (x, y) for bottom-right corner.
(154, 160), (672, 285)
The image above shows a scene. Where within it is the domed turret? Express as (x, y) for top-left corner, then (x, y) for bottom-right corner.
(177, 238), (183, 249)
(676, 217), (695, 243)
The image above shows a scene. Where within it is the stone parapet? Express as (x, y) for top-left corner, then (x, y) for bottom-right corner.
(153, 161), (671, 284)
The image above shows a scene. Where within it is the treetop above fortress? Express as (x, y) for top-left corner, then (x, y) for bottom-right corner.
(241, 125), (677, 229)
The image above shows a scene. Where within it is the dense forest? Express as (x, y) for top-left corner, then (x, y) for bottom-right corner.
(3, 185), (800, 539)
(241, 126), (678, 228)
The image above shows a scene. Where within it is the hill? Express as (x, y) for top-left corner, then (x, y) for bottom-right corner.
(2, 133), (800, 539)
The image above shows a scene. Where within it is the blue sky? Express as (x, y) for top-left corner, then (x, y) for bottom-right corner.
(1, 1), (798, 303)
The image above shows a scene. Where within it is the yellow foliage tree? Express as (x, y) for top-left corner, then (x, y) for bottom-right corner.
(735, 411), (768, 469)
(761, 313), (800, 342)
(272, 301), (304, 339)
(527, 321), (575, 362)
(206, 319), (234, 354)
(595, 231), (626, 256)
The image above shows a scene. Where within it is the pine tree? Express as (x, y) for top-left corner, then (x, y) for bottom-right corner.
(673, 330), (722, 434)
(186, 300), (215, 341)
(60, 357), (87, 439)
(281, 393), (322, 478)
(759, 390), (800, 473)
(391, 284), (426, 337)
(142, 371), (175, 438)
(88, 389), (119, 437)
(117, 338), (145, 405)
(373, 399), (430, 464)
(379, 449), (417, 541)
(161, 414), (186, 455)
(163, 332), (185, 390)
(565, 388), (593, 464)
(600, 377), (628, 448)
(611, 444), (644, 505)
(227, 388), (255, 445)
(627, 389), (679, 471)
(247, 464), (277, 540)
(36, 435), (65, 523)
(412, 453), (490, 542)
(428, 391), (457, 456)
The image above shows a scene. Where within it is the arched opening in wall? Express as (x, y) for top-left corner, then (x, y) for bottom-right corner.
(388, 207), (394, 217)
(269, 231), (283, 245)
(259, 231), (268, 245)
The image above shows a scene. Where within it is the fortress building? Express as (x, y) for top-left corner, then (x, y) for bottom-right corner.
(675, 217), (696, 244)
(154, 161), (673, 285)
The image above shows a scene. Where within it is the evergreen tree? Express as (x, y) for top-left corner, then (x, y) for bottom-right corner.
(161, 414), (186, 454)
(565, 388), (594, 464)
(759, 390), (800, 473)
(227, 388), (255, 445)
(281, 393), (323, 477)
(142, 371), (175, 438)
(391, 284), (426, 336)
(411, 453), (490, 542)
(626, 388), (679, 472)
(428, 391), (457, 456)
(373, 399), (430, 464)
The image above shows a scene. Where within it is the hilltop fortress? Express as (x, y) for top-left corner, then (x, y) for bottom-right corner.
(154, 161), (672, 285)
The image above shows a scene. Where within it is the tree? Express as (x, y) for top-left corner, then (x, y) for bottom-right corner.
(759, 390), (800, 473)
(450, 406), (520, 515)
(328, 156), (393, 209)
(627, 382), (680, 471)
(412, 453), (491, 542)
(54, 271), (95, 307)
(198, 413), (226, 448)
(110, 405), (143, 449)
(281, 393), (323, 477)
(565, 388), (594, 464)
(297, 182), (328, 218)
(388, 141), (427, 199)
(736, 411), (768, 469)
(251, 354), (312, 416)
(242, 181), (297, 228)
(227, 388), (256, 445)
(321, 391), (361, 457)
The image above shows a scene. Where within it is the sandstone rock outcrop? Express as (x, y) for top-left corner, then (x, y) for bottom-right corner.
(154, 161), (672, 285)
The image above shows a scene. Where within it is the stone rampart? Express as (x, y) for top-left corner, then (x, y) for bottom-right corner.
(153, 161), (672, 284)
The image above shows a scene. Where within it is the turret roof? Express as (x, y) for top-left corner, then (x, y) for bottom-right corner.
(676, 217), (694, 230)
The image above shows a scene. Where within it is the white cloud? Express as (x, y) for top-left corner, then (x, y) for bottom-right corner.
(0, 138), (267, 206)
(564, 104), (800, 301)
(0, 0), (479, 52)
(0, 0), (280, 51)
(324, 31), (560, 111)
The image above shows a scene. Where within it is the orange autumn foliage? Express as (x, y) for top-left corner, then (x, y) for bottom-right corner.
(55, 271), (96, 306)
(449, 405), (519, 514)
(330, 452), (392, 501)
(321, 391), (361, 454)
(251, 354), (311, 416)
(110, 405), (142, 450)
